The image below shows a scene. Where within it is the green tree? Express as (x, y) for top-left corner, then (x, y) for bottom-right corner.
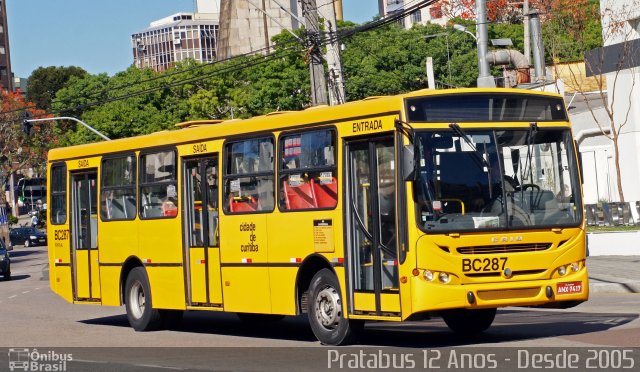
(26, 66), (87, 110)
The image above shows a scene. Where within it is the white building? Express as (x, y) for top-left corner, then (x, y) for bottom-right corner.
(131, 0), (220, 72)
(378, 0), (449, 28)
(583, 0), (640, 203)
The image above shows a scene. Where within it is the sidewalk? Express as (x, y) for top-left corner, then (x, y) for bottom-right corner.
(587, 255), (640, 294)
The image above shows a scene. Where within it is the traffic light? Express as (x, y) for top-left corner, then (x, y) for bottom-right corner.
(21, 111), (32, 136)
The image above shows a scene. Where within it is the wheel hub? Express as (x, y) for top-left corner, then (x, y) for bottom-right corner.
(129, 281), (145, 319)
(315, 286), (341, 328)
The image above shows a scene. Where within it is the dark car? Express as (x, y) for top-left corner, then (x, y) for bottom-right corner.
(0, 238), (10, 280)
(9, 227), (47, 248)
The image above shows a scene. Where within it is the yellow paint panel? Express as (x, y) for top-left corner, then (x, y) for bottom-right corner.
(90, 250), (101, 299)
(207, 248), (223, 304)
(190, 248), (207, 304)
(52, 265), (73, 303)
(99, 266), (121, 306)
(98, 221), (138, 264)
(220, 214), (268, 264)
(139, 219), (182, 264)
(75, 250), (90, 299)
(268, 267), (297, 315)
(147, 266), (186, 310)
(221, 267), (271, 313)
(353, 292), (376, 312)
(380, 293), (400, 313)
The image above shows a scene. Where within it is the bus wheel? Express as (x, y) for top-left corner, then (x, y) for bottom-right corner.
(125, 267), (162, 331)
(441, 308), (496, 335)
(236, 313), (285, 323)
(308, 269), (360, 345)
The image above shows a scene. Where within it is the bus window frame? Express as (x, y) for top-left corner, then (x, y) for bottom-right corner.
(138, 148), (179, 220)
(49, 163), (68, 225)
(277, 126), (338, 212)
(100, 153), (138, 222)
(222, 134), (276, 215)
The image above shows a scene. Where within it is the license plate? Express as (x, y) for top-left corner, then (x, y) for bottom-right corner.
(557, 281), (583, 294)
(462, 257), (508, 273)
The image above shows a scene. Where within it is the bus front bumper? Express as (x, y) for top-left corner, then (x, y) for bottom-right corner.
(410, 268), (589, 314)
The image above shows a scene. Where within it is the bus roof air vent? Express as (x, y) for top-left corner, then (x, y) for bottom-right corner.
(175, 120), (225, 129)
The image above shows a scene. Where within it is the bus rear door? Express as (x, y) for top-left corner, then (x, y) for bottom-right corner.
(182, 155), (223, 307)
(70, 171), (101, 302)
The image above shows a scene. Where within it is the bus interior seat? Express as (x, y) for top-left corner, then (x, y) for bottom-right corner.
(283, 180), (317, 209)
(142, 193), (163, 218)
(124, 196), (136, 219)
(229, 196), (258, 212)
(108, 198), (125, 219)
(312, 177), (338, 208)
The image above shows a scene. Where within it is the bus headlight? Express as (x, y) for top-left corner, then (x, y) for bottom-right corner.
(570, 262), (580, 272)
(557, 266), (567, 276)
(438, 272), (450, 284)
(423, 270), (434, 281)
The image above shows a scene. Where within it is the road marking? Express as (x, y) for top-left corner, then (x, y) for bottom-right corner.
(22, 291), (31, 294)
(134, 364), (185, 370)
(73, 359), (109, 365)
(8, 295), (17, 299)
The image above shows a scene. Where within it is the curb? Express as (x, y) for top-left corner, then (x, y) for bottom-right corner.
(589, 280), (640, 294)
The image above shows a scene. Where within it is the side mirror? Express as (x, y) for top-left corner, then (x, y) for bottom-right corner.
(402, 144), (418, 181)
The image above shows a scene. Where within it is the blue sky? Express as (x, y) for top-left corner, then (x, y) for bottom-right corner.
(7, 0), (379, 78)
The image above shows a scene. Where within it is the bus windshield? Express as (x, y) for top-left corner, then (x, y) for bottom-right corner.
(414, 128), (582, 232)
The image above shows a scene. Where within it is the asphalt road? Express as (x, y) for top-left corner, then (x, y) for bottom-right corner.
(1, 244), (639, 371)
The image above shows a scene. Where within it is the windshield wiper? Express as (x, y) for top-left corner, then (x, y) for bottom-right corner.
(449, 123), (492, 171)
(521, 122), (538, 184)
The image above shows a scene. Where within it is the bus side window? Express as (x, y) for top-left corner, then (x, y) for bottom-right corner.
(101, 155), (137, 221)
(50, 164), (67, 225)
(279, 129), (337, 211)
(139, 150), (178, 219)
(224, 137), (275, 213)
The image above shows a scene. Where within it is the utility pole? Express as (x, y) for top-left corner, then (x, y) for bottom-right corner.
(523, 0), (531, 64)
(318, 0), (346, 105)
(476, 0), (496, 87)
(301, 0), (328, 106)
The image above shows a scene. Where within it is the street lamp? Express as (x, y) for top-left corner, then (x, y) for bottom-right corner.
(453, 24), (477, 41)
(24, 116), (111, 141)
(424, 32), (452, 84)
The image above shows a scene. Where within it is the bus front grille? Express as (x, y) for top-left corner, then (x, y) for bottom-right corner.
(457, 243), (552, 255)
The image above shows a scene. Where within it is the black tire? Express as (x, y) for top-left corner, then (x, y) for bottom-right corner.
(236, 313), (285, 323)
(441, 308), (496, 335)
(3, 272), (10, 281)
(307, 268), (361, 345)
(24, 239), (30, 248)
(124, 267), (162, 331)
(159, 309), (184, 329)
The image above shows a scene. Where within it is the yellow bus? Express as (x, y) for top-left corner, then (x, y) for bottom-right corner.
(47, 88), (588, 345)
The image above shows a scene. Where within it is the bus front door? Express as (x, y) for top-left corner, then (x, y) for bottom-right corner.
(183, 156), (222, 307)
(346, 137), (400, 315)
(70, 171), (101, 302)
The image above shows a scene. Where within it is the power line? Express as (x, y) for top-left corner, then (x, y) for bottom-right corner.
(8, 0), (439, 122)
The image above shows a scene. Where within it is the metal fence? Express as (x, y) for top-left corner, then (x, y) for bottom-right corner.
(585, 202), (639, 226)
